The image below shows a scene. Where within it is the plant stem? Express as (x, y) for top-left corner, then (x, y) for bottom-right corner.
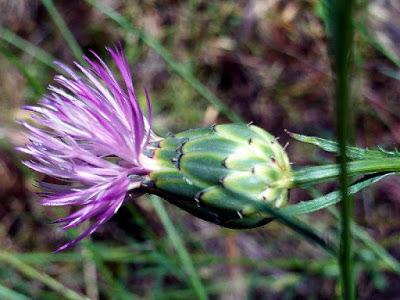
(0, 252), (88, 300)
(285, 173), (393, 216)
(332, 0), (356, 297)
(238, 195), (338, 257)
(86, 0), (243, 123)
(0, 26), (56, 69)
(0, 44), (45, 97)
(150, 196), (208, 300)
(41, 0), (85, 64)
(292, 158), (400, 187)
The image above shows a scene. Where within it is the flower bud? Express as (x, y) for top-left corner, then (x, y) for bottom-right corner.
(144, 124), (293, 228)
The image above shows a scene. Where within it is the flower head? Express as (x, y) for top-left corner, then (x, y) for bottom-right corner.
(19, 47), (293, 251)
(146, 124), (293, 229)
(18, 47), (158, 251)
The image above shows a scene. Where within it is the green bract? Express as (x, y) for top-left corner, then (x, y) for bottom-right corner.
(143, 124), (293, 228)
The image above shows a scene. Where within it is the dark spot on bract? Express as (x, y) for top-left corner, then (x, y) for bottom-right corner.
(141, 179), (155, 188)
(222, 157), (228, 168)
(175, 140), (186, 155)
(171, 153), (183, 169)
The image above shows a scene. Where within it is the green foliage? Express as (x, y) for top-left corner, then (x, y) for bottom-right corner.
(283, 173), (393, 216)
(0, 284), (30, 300)
(0, 252), (88, 300)
(40, 0), (85, 64)
(151, 196), (208, 300)
(85, 0), (243, 123)
(288, 131), (400, 160)
(1, 1), (399, 299)
(0, 26), (56, 69)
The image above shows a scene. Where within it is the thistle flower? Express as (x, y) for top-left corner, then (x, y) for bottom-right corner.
(18, 47), (158, 251)
(19, 47), (293, 251)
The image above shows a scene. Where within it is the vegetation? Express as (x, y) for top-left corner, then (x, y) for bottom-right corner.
(1, 1), (400, 299)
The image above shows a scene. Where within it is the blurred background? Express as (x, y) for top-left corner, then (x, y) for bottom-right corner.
(1, 0), (400, 299)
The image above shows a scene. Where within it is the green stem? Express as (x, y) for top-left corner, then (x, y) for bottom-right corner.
(150, 196), (208, 300)
(86, 0), (243, 123)
(292, 158), (400, 187)
(332, 0), (356, 297)
(0, 252), (88, 300)
(0, 26), (56, 69)
(0, 44), (45, 97)
(41, 0), (85, 64)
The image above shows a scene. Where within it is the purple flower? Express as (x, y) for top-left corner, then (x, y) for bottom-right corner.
(18, 47), (159, 251)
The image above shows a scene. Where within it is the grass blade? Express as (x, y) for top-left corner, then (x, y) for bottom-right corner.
(329, 208), (400, 274)
(287, 131), (400, 160)
(0, 44), (45, 97)
(150, 196), (208, 300)
(283, 173), (400, 275)
(283, 173), (393, 216)
(0, 251), (89, 300)
(355, 21), (400, 68)
(86, 0), (242, 123)
(82, 242), (138, 300)
(0, 26), (56, 69)
(0, 284), (30, 300)
(353, 224), (400, 273)
(41, 0), (85, 63)
(228, 193), (338, 257)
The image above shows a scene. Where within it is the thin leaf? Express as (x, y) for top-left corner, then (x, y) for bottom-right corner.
(355, 21), (400, 68)
(150, 196), (208, 300)
(0, 284), (30, 300)
(287, 131), (400, 160)
(283, 173), (393, 215)
(0, 44), (45, 97)
(0, 252), (89, 300)
(86, 0), (243, 123)
(83, 242), (138, 300)
(0, 26), (56, 69)
(41, 0), (85, 63)
(315, 0), (335, 41)
(228, 195), (338, 257)
(329, 208), (400, 274)
(380, 67), (400, 81)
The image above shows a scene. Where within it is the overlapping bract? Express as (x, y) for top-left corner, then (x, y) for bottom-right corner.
(146, 124), (293, 228)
